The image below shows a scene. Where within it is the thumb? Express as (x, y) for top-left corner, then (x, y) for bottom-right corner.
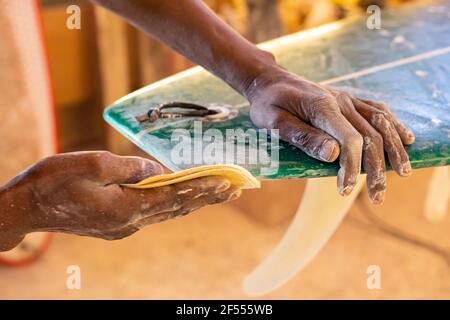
(100, 153), (165, 185)
(265, 108), (340, 162)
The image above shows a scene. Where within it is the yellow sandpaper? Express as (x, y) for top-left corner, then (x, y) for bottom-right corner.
(123, 164), (261, 190)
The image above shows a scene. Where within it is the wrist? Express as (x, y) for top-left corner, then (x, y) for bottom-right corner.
(241, 61), (290, 102)
(234, 49), (280, 98)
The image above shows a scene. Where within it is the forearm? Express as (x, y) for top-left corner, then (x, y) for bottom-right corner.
(0, 152), (240, 252)
(0, 178), (34, 251)
(91, 0), (278, 97)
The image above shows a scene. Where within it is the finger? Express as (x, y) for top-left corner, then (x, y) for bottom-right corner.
(261, 107), (340, 162)
(353, 99), (412, 176)
(361, 99), (415, 145)
(309, 95), (364, 196)
(336, 96), (387, 204)
(30, 151), (165, 184)
(107, 185), (241, 238)
(117, 176), (233, 217)
(137, 185), (241, 225)
(98, 152), (165, 184)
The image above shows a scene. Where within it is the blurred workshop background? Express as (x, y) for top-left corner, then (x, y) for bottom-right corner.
(0, 0), (449, 299)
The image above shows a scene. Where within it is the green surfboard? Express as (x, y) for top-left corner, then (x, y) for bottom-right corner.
(104, 1), (450, 179)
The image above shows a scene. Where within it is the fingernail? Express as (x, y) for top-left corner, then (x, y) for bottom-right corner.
(339, 185), (354, 196)
(229, 191), (241, 201)
(319, 140), (339, 162)
(407, 132), (415, 144)
(372, 190), (385, 205)
(400, 162), (412, 176)
(215, 179), (231, 193)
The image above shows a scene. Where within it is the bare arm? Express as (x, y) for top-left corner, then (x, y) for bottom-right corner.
(0, 0), (415, 251)
(91, 0), (275, 96)
(92, 0), (415, 204)
(0, 152), (239, 252)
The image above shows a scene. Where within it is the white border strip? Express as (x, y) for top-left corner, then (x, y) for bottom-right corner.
(320, 46), (450, 85)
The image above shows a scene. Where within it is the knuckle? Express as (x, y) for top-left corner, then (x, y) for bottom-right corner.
(309, 94), (337, 120)
(311, 93), (335, 109)
(363, 132), (383, 150)
(370, 111), (389, 127)
(369, 132), (383, 145)
(347, 132), (364, 149)
(291, 130), (316, 148)
(334, 91), (353, 104)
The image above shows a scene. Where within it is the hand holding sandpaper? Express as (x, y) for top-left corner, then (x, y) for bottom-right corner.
(0, 152), (245, 252)
(0, 0), (417, 252)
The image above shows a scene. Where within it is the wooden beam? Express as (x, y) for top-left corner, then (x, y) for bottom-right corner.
(94, 6), (134, 154)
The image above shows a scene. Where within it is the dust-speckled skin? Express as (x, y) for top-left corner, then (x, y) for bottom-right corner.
(0, 152), (240, 252)
(104, 1), (449, 179)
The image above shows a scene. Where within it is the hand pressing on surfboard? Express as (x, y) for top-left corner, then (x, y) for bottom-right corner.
(246, 67), (415, 204)
(90, 0), (415, 205)
(0, 151), (241, 252)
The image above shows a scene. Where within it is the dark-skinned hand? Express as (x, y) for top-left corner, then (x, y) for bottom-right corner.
(247, 68), (415, 204)
(0, 151), (241, 251)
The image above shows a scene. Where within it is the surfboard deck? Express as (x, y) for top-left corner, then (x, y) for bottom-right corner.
(104, 1), (450, 179)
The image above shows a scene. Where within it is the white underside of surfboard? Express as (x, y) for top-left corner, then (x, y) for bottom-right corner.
(243, 175), (364, 295)
(424, 166), (450, 222)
